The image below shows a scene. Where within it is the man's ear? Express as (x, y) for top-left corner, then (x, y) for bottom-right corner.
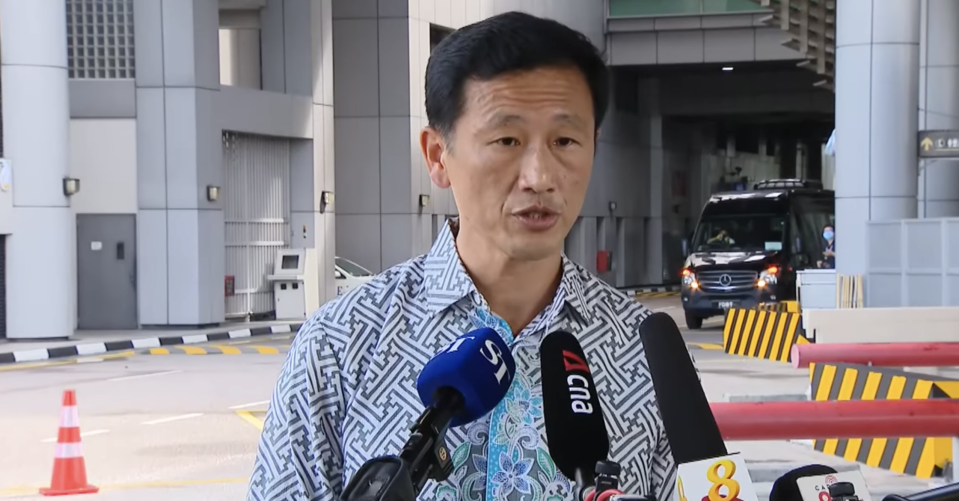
(421, 127), (451, 189)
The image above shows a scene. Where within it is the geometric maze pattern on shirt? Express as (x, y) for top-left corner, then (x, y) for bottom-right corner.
(247, 224), (678, 501)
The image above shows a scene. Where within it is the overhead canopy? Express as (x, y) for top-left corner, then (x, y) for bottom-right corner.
(751, 0), (836, 91)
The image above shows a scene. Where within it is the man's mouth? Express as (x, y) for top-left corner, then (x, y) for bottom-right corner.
(513, 207), (561, 231)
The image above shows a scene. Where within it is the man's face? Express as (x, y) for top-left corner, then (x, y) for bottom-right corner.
(422, 66), (596, 262)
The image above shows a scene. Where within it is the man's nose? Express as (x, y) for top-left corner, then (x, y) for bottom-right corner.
(518, 145), (557, 193)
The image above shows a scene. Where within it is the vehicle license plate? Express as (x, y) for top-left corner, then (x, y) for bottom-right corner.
(717, 301), (735, 309)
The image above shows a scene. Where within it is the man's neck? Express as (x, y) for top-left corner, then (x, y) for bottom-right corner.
(454, 228), (562, 335)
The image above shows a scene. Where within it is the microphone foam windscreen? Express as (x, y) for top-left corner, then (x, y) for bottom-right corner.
(768, 464), (838, 501)
(416, 327), (517, 427)
(638, 312), (727, 463)
(540, 330), (610, 480)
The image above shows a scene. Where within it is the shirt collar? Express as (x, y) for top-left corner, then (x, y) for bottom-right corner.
(422, 219), (593, 324)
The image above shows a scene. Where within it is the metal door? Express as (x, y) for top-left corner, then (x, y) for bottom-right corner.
(223, 132), (291, 318)
(77, 214), (137, 329)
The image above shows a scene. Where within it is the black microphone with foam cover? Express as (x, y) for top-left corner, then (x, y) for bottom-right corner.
(540, 330), (610, 494)
(638, 312), (727, 463)
(768, 464), (839, 501)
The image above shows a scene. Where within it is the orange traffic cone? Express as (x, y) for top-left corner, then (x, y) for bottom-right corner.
(40, 389), (99, 496)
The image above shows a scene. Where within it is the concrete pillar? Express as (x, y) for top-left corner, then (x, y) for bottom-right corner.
(0, 0), (75, 339)
(918, 0), (959, 217)
(261, 0), (337, 309)
(330, 0), (435, 273)
(133, 0), (224, 326)
(834, 0), (920, 276)
(640, 79), (665, 284)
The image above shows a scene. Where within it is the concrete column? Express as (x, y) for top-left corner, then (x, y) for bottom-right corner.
(263, 0), (337, 309)
(918, 0), (959, 217)
(834, 0), (920, 276)
(330, 0), (436, 273)
(640, 79), (665, 284)
(0, 0), (75, 339)
(134, 0), (224, 326)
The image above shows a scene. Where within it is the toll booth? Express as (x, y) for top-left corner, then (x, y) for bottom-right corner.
(266, 249), (307, 320)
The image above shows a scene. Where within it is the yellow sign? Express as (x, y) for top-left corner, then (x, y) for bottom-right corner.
(675, 454), (758, 501)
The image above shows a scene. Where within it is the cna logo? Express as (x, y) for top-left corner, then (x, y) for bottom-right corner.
(824, 475), (838, 486)
(563, 350), (590, 373)
(563, 350), (595, 414)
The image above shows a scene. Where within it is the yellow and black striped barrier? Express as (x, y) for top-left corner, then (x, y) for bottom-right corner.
(809, 362), (959, 478)
(722, 308), (809, 362)
(757, 300), (799, 313)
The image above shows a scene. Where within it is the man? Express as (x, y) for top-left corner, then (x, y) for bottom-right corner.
(248, 11), (678, 501)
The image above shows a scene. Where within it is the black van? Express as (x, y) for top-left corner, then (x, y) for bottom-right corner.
(680, 179), (835, 329)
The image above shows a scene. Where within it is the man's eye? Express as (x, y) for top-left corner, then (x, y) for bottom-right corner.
(555, 137), (578, 147)
(495, 138), (520, 146)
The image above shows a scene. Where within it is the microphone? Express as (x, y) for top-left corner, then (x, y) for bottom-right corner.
(787, 467), (872, 501)
(883, 482), (959, 501)
(770, 465), (838, 501)
(340, 328), (517, 501)
(638, 312), (759, 501)
(540, 331), (624, 501)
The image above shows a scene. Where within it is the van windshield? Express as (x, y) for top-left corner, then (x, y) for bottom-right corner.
(692, 214), (787, 253)
(335, 257), (374, 277)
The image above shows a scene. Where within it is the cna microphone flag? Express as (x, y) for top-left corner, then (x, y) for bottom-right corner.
(675, 454), (759, 501)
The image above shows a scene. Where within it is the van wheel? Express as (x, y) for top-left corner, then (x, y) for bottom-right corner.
(684, 311), (703, 330)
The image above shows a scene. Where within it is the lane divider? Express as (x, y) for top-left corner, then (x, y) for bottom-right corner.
(0, 323), (303, 365)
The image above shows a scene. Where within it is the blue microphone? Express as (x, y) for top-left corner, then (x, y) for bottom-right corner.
(417, 327), (516, 427)
(341, 328), (517, 501)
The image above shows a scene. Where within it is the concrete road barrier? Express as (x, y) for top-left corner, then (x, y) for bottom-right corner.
(723, 308), (810, 363)
(805, 307), (959, 344)
(808, 362), (959, 478)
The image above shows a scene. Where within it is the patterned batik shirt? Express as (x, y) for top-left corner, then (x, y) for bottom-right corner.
(248, 221), (679, 501)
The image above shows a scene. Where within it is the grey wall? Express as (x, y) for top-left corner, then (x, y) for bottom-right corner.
(133, 0), (225, 326)
(868, 218), (959, 307)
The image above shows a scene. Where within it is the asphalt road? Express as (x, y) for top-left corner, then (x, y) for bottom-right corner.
(0, 294), (733, 500)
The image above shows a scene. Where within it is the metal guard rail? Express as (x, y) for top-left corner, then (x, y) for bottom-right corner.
(713, 400), (959, 441)
(791, 342), (959, 369)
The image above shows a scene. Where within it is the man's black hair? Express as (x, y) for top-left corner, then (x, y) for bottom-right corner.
(425, 11), (610, 138)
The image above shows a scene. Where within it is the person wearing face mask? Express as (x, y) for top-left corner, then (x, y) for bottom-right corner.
(818, 224), (835, 269)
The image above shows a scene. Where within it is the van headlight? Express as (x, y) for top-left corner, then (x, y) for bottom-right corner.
(758, 266), (779, 287)
(681, 268), (698, 289)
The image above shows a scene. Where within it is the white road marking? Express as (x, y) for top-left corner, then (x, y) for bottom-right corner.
(653, 306), (675, 312)
(228, 400), (270, 410)
(41, 429), (110, 443)
(142, 413), (203, 425)
(108, 370), (182, 382)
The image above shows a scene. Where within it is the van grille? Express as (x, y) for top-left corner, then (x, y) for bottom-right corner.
(698, 270), (758, 293)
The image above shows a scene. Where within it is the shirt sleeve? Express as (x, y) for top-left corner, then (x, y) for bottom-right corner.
(247, 323), (347, 501)
(651, 419), (679, 501)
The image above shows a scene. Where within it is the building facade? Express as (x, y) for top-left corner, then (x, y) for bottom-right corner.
(6, 0), (941, 339)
